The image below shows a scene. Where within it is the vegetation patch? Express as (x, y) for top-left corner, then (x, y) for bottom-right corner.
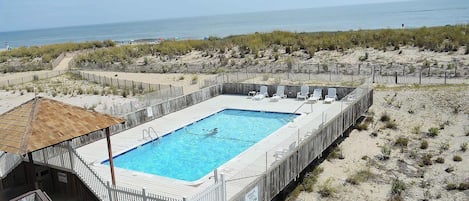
(435, 157), (445, 164)
(452, 155), (462, 162)
(427, 127), (440, 137)
(346, 168), (374, 185)
(380, 112), (391, 122)
(389, 178), (406, 201)
(394, 137), (409, 147)
(419, 153), (433, 167)
(290, 166), (324, 198)
(318, 178), (337, 198)
(420, 140), (429, 149)
(460, 142), (468, 152)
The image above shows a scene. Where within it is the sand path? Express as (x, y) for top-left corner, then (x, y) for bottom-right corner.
(53, 53), (74, 71)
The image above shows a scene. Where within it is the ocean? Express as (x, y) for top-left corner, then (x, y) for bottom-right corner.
(1, 0), (468, 48)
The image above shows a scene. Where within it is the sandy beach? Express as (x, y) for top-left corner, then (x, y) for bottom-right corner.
(296, 85), (469, 201)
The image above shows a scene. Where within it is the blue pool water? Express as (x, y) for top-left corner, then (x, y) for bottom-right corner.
(102, 109), (298, 181)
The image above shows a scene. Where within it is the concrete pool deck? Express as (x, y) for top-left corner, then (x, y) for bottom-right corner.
(76, 94), (347, 199)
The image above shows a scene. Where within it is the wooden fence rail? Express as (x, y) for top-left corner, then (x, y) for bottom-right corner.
(229, 86), (373, 201)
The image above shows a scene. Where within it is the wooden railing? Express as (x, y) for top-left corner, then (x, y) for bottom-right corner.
(51, 53), (66, 68)
(229, 86), (373, 201)
(30, 142), (185, 201)
(9, 189), (52, 201)
(0, 151), (22, 179)
(187, 175), (226, 201)
(0, 71), (66, 88)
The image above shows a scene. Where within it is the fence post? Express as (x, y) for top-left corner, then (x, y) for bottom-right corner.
(170, 85), (173, 97)
(142, 188), (147, 201)
(67, 141), (74, 171)
(220, 174), (227, 201)
(419, 69), (422, 85)
(372, 66), (375, 83)
(213, 169), (218, 183)
(394, 72), (398, 84)
(358, 64), (360, 75)
(444, 71), (447, 85)
(402, 65), (405, 76)
(107, 181), (113, 201)
(454, 64), (457, 77)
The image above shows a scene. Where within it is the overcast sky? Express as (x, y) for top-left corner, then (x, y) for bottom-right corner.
(0, 0), (410, 32)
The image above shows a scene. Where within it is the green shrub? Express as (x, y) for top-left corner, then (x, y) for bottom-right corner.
(327, 147), (344, 160)
(394, 137), (409, 147)
(446, 183), (458, 190)
(435, 157), (445, 164)
(301, 167), (323, 192)
(390, 178), (406, 199)
(385, 121), (398, 129)
(380, 112), (391, 122)
(420, 140), (429, 149)
(318, 178), (336, 197)
(419, 153), (433, 166)
(453, 155), (462, 162)
(355, 122), (369, 131)
(411, 124), (421, 134)
(427, 127), (440, 137)
(346, 168), (374, 185)
(445, 182), (469, 191)
(380, 145), (391, 160)
(460, 142), (468, 152)
(459, 182), (469, 190)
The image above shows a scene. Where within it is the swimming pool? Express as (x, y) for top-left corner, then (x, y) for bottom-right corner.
(102, 109), (298, 181)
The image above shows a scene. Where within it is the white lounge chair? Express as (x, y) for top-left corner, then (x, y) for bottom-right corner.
(324, 88), (337, 103)
(271, 85), (286, 102)
(296, 85), (309, 100)
(307, 88), (322, 103)
(253, 86), (268, 100)
(273, 141), (297, 160)
(347, 88), (363, 102)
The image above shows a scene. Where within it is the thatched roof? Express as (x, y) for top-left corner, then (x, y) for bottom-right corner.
(0, 97), (125, 155)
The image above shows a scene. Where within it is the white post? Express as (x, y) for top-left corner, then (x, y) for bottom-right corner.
(265, 152), (268, 173)
(322, 112), (325, 126)
(220, 174), (227, 201)
(142, 188), (147, 201)
(67, 141), (74, 171)
(298, 129), (300, 143)
(107, 181), (113, 201)
(213, 169), (218, 183)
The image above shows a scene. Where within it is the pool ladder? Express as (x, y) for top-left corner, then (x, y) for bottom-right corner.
(142, 127), (160, 141)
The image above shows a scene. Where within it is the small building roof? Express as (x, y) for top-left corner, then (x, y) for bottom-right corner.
(0, 97), (125, 155)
